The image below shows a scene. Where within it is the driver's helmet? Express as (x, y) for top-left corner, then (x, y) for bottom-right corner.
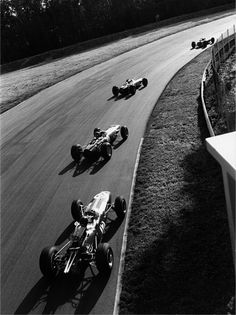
(94, 127), (101, 138)
(126, 79), (131, 83)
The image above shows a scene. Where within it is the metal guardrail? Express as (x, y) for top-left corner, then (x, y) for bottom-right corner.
(201, 25), (235, 137)
(212, 25), (236, 71)
(201, 61), (215, 136)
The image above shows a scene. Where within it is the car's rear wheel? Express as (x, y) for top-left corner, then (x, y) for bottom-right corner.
(114, 196), (127, 219)
(39, 246), (58, 279)
(191, 41), (196, 49)
(211, 37), (215, 44)
(71, 144), (83, 162)
(112, 86), (119, 97)
(71, 199), (83, 221)
(120, 126), (129, 140)
(142, 78), (148, 87)
(101, 142), (112, 160)
(96, 243), (113, 274)
(129, 85), (136, 95)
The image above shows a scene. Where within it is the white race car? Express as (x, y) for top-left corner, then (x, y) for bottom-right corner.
(112, 77), (148, 97)
(71, 124), (129, 162)
(39, 191), (126, 278)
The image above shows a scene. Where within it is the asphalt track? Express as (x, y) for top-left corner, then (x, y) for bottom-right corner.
(1, 14), (235, 315)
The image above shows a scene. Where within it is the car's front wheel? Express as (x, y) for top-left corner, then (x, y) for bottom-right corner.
(114, 196), (127, 219)
(203, 41), (207, 48)
(112, 86), (119, 97)
(120, 126), (129, 140)
(191, 41), (196, 49)
(39, 246), (58, 279)
(101, 142), (112, 160)
(95, 243), (113, 274)
(71, 199), (83, 222)
(142, 78), (148, 87)
(211, 37), (215, 44)
(129, 85), (136, 95)
(71, 144), (83, 162)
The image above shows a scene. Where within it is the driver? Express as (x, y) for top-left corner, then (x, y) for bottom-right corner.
(71, 200), (98, 227)
(94, 128), (106, 139)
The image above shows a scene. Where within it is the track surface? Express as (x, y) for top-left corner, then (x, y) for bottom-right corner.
(1, 15), (235, 315)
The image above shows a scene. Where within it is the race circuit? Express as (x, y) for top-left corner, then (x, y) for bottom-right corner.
(1, 14), (235, 314)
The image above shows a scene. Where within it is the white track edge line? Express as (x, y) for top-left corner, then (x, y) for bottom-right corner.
(113, 137), (144, 315)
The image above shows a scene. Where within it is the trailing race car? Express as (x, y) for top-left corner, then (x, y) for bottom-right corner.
(112, 77), (148, 97)
(70, 124), (129, 163)
(191, 37), (215, 49)
(39, 191), (127, 278)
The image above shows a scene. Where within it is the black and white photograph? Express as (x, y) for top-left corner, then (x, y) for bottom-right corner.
(1, 0), (235, 314)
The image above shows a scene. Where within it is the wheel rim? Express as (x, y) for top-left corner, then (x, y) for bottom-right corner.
(107, 249), (113, 269)
(122, 199), (127, 214)
(107, 145), (112, 157)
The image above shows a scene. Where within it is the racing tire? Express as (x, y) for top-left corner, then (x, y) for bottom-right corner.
(211, 37), (215, 44)
(112, 86), (119, 97)
(191, 41), (196, 49)
(101, 142), (112, 160)
(71, 199), (84, 222)
(203, 41), (207, 48)
(129, 85), (136, 95)
(93, 127), (100, 137)
(120, 126), (129, 140)
(114, 196), (127, 219)
(142, 78), (148, 87)
(71, 144), (83, 163)
(95, 243), (114, 274)
(39, 246), (59, 279)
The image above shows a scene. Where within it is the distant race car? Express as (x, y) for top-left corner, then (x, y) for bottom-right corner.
(70, 124), (129, 162)
(191, 37), (215, 49)
(39, 191), (127, 278)
(112, 77), (148, 97)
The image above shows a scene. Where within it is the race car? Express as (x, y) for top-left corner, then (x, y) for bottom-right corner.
(191, 37), (215, 49)
(112, 77), (148, 97)
(39, 191), (127, 278)
(70, 124), (129, 163)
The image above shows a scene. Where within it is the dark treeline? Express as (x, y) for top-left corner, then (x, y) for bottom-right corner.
(0, 0), (233, 64)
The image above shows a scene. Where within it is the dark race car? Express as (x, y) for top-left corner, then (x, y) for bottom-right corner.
(70, 124), (129, 163)
(191, 37), (215, 49)
(39, 191), (127, 278)
(112, 77), (148, 97)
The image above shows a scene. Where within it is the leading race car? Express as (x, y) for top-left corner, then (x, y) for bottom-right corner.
(112, 77), (148, 97)
(71, 124), (129, 163)
(191, 37), (215, 49)
(39, 191), (127, 279)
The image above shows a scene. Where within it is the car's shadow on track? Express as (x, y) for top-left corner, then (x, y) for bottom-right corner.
(59, 157), (109, 177)
(14, 265), (110, 314)
(103, 212), (125, 243)
(58, 161), (76, 175)
(59, 138), (127, 177)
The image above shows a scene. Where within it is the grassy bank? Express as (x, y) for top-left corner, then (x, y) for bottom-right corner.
(204, 49), (236, 135)
(119, 49), (235, 314)
(1, 6), (234, 114)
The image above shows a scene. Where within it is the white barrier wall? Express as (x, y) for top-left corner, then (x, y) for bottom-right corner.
(206, 132), (236, 263)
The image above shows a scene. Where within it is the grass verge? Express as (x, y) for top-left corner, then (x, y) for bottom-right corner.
(119, 49), (235, 314)
(0, 6), (235, 114)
